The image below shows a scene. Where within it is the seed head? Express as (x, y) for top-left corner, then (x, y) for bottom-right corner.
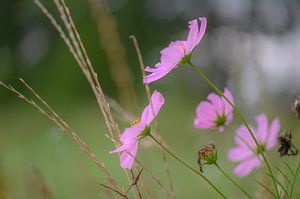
(278, 130), (298, 157)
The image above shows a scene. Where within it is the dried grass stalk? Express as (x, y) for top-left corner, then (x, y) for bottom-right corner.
(0, 80), (124, 195)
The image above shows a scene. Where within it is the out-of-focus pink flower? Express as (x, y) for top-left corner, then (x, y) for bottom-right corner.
(228, 114), (281, 177)
(109, 91), (165, 169)
(143, 17), (207, 84)
(194, 88), (235, 132)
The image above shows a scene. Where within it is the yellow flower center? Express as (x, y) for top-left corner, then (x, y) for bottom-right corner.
(130, 118), (141, 127)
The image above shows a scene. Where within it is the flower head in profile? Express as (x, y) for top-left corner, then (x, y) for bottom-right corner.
(109, 91), (165, 169)
(143, 17), (207, 84)
(194, 88), (235, 132)
(228, 114), (281, 177)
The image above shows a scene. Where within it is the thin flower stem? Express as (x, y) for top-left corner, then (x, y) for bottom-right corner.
(214, 163), (252, 199)
(148, 134), (227, 199)
(188, 62), (279, 197)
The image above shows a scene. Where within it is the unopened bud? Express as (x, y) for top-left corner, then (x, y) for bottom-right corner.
(198, 143), (218, 172)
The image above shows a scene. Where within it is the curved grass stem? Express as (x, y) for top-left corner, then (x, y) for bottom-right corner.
(149, 134), (227, 199)
(188, 62), (279, 198)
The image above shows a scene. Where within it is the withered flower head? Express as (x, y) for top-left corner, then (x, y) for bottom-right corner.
(198, 143), (218, 172)
(293, 94), (300, 119)
(278, 130), (298, 157)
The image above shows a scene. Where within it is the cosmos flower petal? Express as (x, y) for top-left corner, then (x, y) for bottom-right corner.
(161, 42), (185, 64)
(120, 124), (145, 143)
(266, 118), (281, 150)
(207, 93), (224, 115)
(120, 143), (139, 169)
(194, 101), (217, 123)
(186, 17), (207, 52)
(109, 139), (136, 154)
(143, 65), (174, 84)
(235, 125), (256, 149)
(110, 91), (165, 169)
(144, 17), (207, 84)
(234, 157), (261, 177)
(228, 147), (253, 162)
(223, 88), (234, 115)
(194, 117), (215, 129)
(255, 114), (268, 143)
(141, 91), (165, 125)
(229, 114), (281, 177)
(194, 88), (235, 132)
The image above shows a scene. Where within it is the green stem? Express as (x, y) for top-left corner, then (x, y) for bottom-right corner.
(188, 62), (279, 198)
(149, 134), (227, 199)
(215, 163), (252, 199)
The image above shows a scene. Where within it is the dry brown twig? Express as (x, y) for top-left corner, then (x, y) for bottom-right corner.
(34, 0), (176, 198)
(99, 183), (128, 199)
(0, 80), (124, 194)
(33, 0), (135, 195)
(130, 35), (176, 199)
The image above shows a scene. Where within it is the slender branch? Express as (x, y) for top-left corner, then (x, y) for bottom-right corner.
(188, 62), (279, 197)
(34, 0), (138, 195)
(149, 134), (227, 198)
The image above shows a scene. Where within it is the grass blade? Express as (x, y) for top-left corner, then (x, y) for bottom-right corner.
(283, 161), (295, 176)
(266, 173), (289, 197)
(255, 180), (277, 198)
(275, 166), (292, 186)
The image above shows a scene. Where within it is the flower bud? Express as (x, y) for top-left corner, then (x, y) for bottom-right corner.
(198, 143), (218, 172)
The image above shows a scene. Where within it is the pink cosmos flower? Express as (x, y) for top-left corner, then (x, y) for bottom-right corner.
(109, 91), (165, 169)
(194, 88), (235, 132)
(143, 17), (207, 84)
(228, 114), (281, 177)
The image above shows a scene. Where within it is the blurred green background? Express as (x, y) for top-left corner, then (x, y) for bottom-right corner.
(1, 0), (300, 198)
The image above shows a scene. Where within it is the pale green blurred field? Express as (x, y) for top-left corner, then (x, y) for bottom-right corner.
(1, 0), (300, 198)
(1, 91), (300, 198)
